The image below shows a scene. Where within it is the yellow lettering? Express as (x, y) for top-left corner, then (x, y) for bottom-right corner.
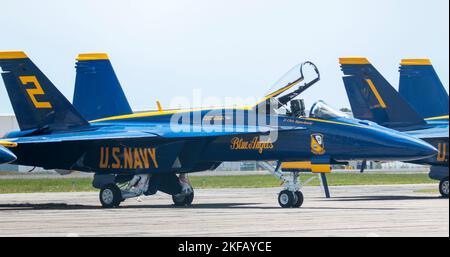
(111, 147), (121, 169)
(133, 148), (144, 169)
(148, 148), (159, 168)
(124, 148), (133, 169)
(140, 148), (150, 169)
(230, 137), (273, 154)
(99, 147), (109, 169)
(437, 143), (447, 162)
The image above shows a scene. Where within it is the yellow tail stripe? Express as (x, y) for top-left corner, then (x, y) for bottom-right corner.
(400, 59), (432, 66)
(77, 53), (109, 61)
(366, 79), (387, 109)
(0, 51), (28, 60)
(339, 57), (370, 65)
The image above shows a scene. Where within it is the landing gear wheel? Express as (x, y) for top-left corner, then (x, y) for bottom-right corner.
(172, 191), (195, 206)
(439, 178), (449, 198)
(278, 190), (294, 208)
(100, 184), (123, 208)
(292, 191), (304, 208)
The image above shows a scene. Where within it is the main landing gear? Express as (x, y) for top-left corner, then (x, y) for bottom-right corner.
(172, 174), (194, 206)
(94, 173), (195, 208)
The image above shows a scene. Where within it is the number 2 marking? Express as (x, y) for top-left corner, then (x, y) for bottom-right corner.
(19, 76), (52, 109)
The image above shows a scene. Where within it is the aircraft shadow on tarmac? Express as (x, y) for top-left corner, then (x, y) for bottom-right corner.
(323, 195), (444, 202)
(0, 200), (427, 211)
(0, 202), (277, 211)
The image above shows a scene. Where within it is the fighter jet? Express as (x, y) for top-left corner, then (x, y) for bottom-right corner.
(340, 58), (449, 198)
(0, 51), (437, 208)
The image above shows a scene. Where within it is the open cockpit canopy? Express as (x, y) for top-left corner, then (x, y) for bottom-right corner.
(257, 62), (320, 114)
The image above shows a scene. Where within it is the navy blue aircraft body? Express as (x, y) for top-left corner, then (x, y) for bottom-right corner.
(340, 57), (449, 198)
(0, 52), (438, 208)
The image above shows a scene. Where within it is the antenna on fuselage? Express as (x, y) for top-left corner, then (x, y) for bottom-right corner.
(156, 101), (163, 112)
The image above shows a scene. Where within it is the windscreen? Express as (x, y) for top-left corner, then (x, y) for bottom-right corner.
(309, 101), (348, 119)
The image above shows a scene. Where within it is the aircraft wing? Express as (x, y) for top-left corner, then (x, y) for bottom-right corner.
(7, 123), (306, 144)
(7, 130), (158, 144)
(406, 126), (449, 139)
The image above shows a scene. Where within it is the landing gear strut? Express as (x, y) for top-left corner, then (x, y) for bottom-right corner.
(440, 178), (449, 198)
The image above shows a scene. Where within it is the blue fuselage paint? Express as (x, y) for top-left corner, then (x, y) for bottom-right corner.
(4, 107), (438, 175)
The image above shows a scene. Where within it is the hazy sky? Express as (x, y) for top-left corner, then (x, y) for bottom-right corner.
(0, 0), (448, 113)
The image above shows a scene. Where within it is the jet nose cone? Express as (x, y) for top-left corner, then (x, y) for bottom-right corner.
(404, 138), (438, 160)
(385, 132), (438, 161)
(0, 146), (17, 164)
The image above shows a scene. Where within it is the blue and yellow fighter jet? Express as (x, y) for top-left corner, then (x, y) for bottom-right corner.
(340, 58), (449, 198)
(0, 51), (438, 208)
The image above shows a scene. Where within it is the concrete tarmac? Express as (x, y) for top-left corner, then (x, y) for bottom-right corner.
(0, 184), (448, 237)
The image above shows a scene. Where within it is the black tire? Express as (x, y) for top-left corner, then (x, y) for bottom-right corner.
(172, 191), (194, 206)
(278, 190), (294, 208)
(439, 179), (449, 198)
(184, 191), (194, 205)
(99, 184), (123, 208)
(292, 191), (304, 208)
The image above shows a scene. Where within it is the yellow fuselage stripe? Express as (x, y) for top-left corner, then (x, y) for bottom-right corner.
(425, 115), (449, 121)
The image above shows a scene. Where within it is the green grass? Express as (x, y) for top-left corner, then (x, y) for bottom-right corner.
(414, 188), (439, 194)
(0, 178), (94, 194)
(0, 173), (436, 194)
